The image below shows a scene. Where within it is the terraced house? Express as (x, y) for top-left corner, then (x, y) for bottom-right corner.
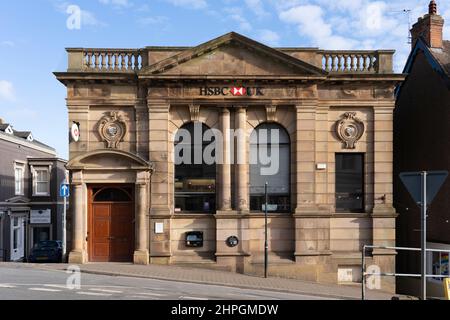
(55, 32), (404, 291)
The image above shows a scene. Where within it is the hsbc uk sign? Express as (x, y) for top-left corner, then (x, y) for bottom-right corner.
(200, 86), (264, 97)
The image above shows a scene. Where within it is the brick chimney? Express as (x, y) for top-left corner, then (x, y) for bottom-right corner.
(411, 0), (445, 49)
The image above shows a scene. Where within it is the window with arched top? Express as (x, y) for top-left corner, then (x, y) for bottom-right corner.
(174, 122), (216, 213)
(93, 187), (133, 202)
(250, 123), (291, 213)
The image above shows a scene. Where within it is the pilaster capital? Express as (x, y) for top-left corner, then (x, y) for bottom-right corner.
(71, 170), (83, 186)
(147, 101), (170, 112)
(136, 171), (151, 185)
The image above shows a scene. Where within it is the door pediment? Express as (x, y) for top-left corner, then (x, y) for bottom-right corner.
(140, 32), (326, 78)
(67, 149), (153, 171)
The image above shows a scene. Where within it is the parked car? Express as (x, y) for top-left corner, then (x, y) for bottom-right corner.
(28, 240), (62, 263)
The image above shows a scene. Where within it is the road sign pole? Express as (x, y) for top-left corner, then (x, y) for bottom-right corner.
(63, 195), (67, 260)
(421, 171), (427, 300)
(264, 182), (268, 279)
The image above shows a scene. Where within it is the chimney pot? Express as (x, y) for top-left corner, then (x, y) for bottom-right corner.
(429, 0), (437, 15)
(411, 0), (444, 49)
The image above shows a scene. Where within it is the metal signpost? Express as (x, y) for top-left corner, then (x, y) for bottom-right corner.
(264, 182), (269, 279)
(399, 170), (448, 300)
(60, 182), (70, 260)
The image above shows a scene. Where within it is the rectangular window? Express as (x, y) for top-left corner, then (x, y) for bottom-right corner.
(335, 153), (364, 212)
(14, 163), (25, 195)
(33, 167), (50, 196)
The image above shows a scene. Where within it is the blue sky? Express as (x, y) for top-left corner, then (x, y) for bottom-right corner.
(0, 0), (449, 158)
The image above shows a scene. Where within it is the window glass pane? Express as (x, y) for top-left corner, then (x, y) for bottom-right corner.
(250, 123), (290, 212)
(13, 229), (18, 249)
(36, 182), (49, 194)
(94, 188), (132, 202)
(174, 123), (216, 213)
(335, 153), (364, 212)
(33, 227), (50, 246)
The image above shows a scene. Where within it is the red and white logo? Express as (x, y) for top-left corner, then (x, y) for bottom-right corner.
(231, 87), (246, 96)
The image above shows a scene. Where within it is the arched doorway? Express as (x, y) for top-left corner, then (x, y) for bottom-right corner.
(88, 185), (135, 262)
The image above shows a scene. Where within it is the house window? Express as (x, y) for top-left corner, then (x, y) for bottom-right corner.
(33, 167), (50, 196)
(174, 122), (216, 213)
(250, 123), (291, 213)
(14, 163), (25, 195)
(335, 153), (364, 212)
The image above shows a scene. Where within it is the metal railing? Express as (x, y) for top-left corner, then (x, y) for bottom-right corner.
(362, 245), (450, 300)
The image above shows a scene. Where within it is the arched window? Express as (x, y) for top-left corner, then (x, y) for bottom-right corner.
(93, 187), (133, 202)
(250, 123), (290, 213)
(174, 122), (216, 213)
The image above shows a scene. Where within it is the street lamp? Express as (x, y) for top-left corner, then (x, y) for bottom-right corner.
(264, 182), (268, 279)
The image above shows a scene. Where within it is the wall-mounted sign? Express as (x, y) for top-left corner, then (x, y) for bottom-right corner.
(71, 122), (80, 142)
(226, 236), (239, 247)
(155, 222), (164, 234)
(200, 86), (263, 97)
(30, 209), (51, 224)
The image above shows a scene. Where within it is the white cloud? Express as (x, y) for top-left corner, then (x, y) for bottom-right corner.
(80, 10), (107, 27)
(225, 7), (252, 31)
(257, 29), (280, 46)
(138, 16), (169, 25)
(99, 0), (131, 6)
(0, 81), (15, 102)
(54, 1), (107, 28)
(279, 5), (357, 49)
(165, 0), (207, 9)
(245, 0), (269, 18)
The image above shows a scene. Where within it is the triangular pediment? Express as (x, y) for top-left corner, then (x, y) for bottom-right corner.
(140, 32), (326, 77)
(6, 196), (30, 204)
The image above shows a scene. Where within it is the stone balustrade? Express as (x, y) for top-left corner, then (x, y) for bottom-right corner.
(65, 47), (394, 74)
(321, 50), (394, 74)
(67, 48), (147, 72)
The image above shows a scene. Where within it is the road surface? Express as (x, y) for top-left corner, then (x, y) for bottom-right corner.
(0, 265), (336, 300)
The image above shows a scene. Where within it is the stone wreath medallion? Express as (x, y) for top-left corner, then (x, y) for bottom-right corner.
(335, 112), (365, 149)
(98, 111), (127, 148)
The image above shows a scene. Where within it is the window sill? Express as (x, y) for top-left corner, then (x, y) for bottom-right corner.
(33, 194), (50, 197)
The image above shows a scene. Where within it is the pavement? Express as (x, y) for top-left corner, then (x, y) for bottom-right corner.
(0, 262), (398, 300)
(0, 265), (330, 300)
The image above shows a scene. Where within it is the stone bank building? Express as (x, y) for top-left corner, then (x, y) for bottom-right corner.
(55, 32), (404, 289)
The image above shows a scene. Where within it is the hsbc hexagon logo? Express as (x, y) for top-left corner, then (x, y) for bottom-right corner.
(231, 87), (246, 96)
(200, 86), (263, 97)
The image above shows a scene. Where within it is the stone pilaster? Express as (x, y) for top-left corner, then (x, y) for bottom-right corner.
(68, 170), (87, 264)
(148, 101), (172, 263)
(134, 171), (150, 265)
(294, 102), (331, 266)
(295, 102), (317, 213)
(235, 107), (249, 212)
(371, 105), (397, 293)
(218, 108), (232, 211)
(135, 87), (149, 160)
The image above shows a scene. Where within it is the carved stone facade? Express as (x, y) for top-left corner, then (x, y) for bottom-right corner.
(55, 32), (404, 292)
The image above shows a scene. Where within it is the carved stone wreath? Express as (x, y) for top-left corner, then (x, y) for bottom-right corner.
(98, 111), (127, 149)
(335, 112), (365, 149)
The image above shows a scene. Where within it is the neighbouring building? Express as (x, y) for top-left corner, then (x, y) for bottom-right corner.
(55, 32), (404, 291)
(395, 1), (450, 298)
(0, 118), (67, 261)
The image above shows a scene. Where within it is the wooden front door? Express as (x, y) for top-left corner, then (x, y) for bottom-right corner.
(89, 186), (134, 262)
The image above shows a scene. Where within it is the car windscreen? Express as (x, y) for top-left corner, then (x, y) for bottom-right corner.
(36, 241), (59, 249)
